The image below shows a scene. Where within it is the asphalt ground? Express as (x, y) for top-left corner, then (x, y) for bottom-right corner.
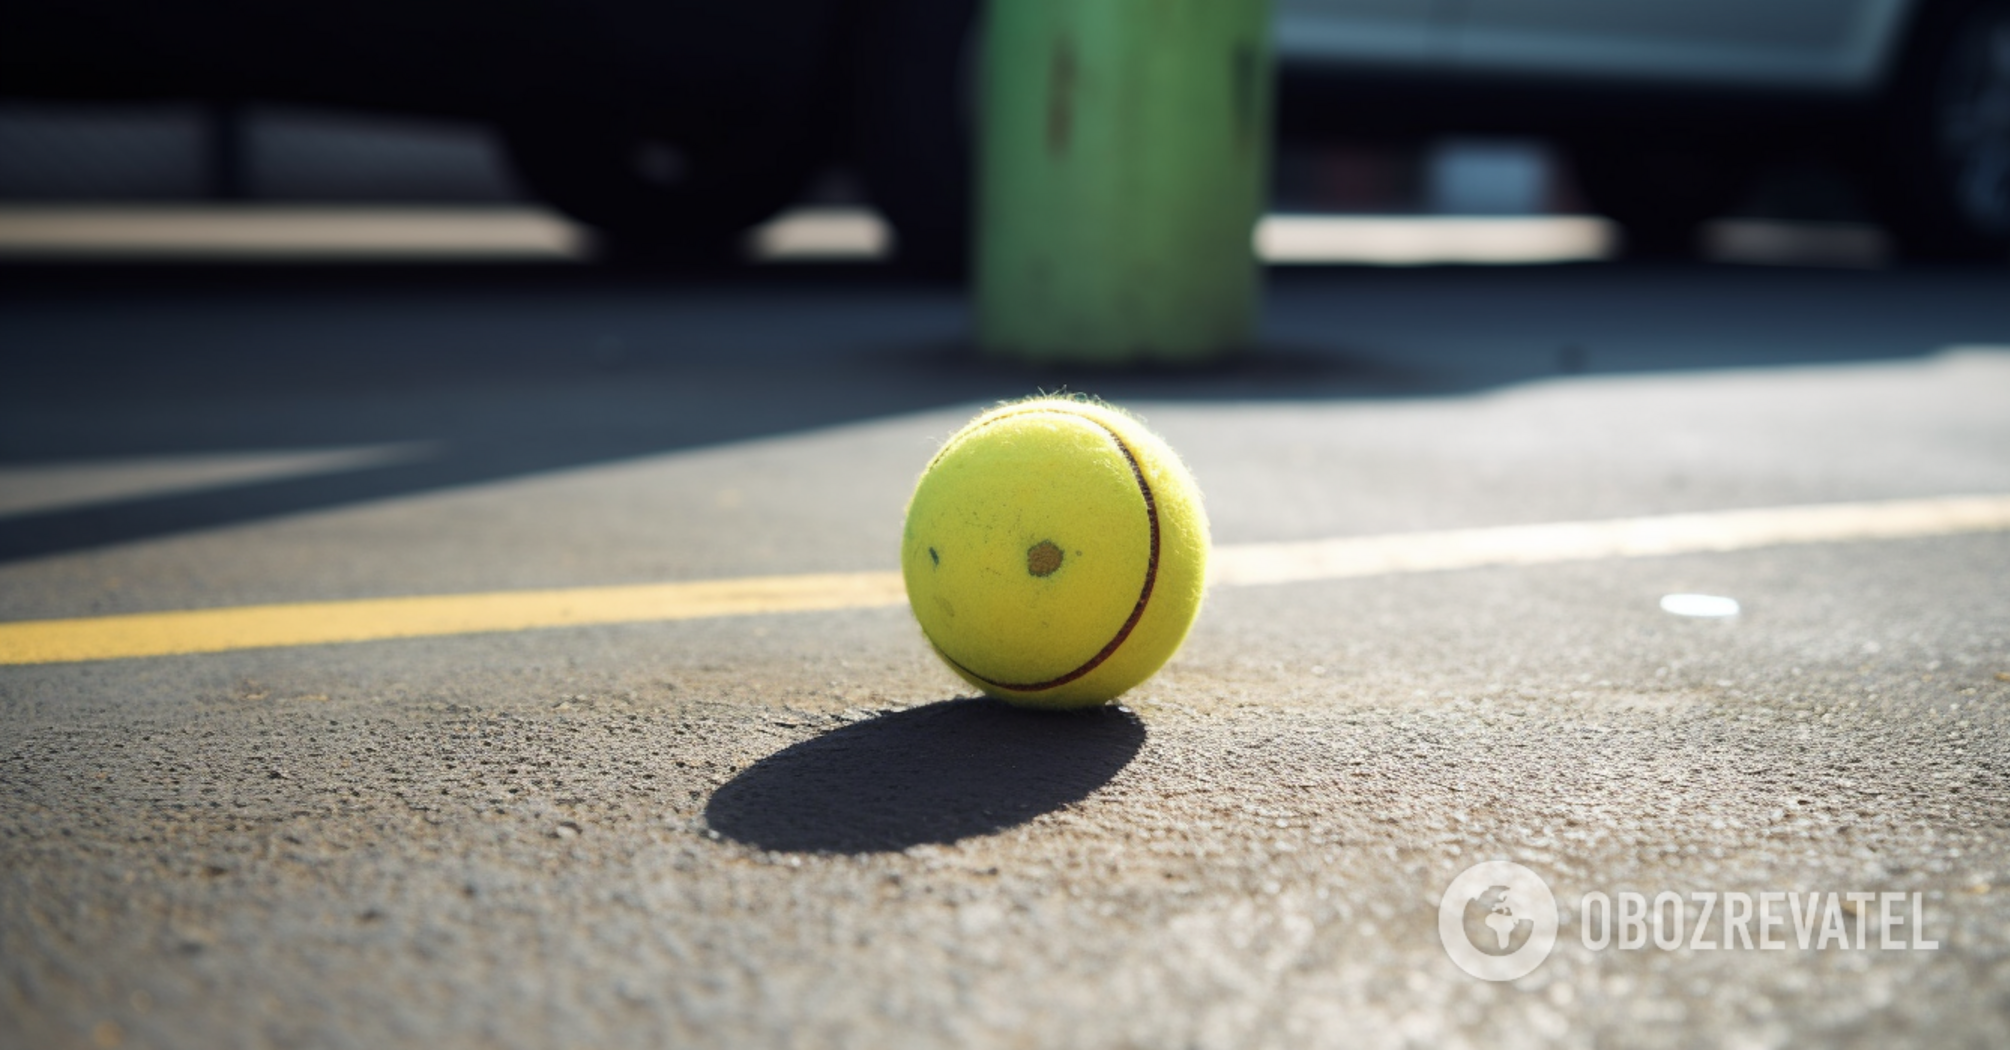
(3, 260), (2010, 1048)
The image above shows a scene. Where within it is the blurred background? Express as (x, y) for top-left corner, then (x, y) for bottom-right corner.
(4, 0), (2002, 270)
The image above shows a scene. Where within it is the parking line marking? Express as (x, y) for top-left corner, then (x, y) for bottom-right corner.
(1208, 494), (2010, 586)
(0, 573), (908, 666)
(2, 494), (2007, 666)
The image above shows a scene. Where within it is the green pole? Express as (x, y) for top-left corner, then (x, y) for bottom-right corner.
(976, 0), (1273, 365)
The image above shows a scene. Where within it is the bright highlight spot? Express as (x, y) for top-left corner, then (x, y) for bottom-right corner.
(747, 207), (892, 261)
(1255, 215), (1615, 265)
(1660, 594), (1741, 618)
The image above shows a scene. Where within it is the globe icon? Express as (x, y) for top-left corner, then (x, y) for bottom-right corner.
(1460, 884), (1534, 957)
(1439, 861), (1558, 981)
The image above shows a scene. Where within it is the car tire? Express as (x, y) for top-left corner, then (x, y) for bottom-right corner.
(1873, 0), (2010, 262)
(1568, 139), (1754, 258)
(849, 0), (982, 279)
(500, 112), (825, 259)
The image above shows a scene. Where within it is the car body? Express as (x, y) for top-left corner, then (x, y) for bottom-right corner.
(3, 0), (2004, 262)
(1268, 0), (2004, 258)
(1279, 0), (1914, 92)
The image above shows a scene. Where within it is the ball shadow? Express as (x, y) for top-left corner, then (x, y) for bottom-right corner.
(703, 698), (1146, 853)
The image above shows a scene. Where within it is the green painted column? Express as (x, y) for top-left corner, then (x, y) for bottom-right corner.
(976, 0), (1273, 365)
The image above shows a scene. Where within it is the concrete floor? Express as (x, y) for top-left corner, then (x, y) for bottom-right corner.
(2, 261), (2009, 1048)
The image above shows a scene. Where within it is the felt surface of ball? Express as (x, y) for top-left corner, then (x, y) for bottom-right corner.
(901, 396), (1210, 709)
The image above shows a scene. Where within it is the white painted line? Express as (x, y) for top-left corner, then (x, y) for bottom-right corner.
(0, 207), (589, 260)
(0, 206), (1627, 266)
(1209, 494), (2010, 586)
(1255, 214), (1615, 265)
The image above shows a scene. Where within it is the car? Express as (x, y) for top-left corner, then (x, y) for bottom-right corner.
(3, 0), (2004, 264)
(1, 1), (859, 256)
(1273, 0), (2010, 260)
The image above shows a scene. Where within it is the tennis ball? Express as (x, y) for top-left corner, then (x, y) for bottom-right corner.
(901, 396), (1209, 709)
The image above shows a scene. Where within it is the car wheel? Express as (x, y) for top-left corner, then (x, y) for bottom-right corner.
(501, 112), (824, 258)
(850, 0), (982, 279)
(1569, 139), (1754, 258)
(1875, 0), (2010, 262)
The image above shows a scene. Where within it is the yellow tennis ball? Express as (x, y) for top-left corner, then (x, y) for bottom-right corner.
(901, 396), (1209, 709)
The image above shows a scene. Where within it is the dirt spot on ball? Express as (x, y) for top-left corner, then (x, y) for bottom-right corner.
(1026, 540), (1064, 577)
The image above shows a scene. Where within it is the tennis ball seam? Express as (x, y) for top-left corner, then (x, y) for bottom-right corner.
(930, 410), (1161, 694)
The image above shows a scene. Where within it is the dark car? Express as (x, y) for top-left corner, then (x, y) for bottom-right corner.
(1276, 0), (2010, 260)
(4, 0), (2006, 265)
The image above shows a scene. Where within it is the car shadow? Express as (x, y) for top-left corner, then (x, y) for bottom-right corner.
(703, 697), (1144, 853)
(6, 260), (2000, 562)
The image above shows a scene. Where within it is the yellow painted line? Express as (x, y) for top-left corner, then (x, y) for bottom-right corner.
(0, 573), (906, 666)
(2, 494), (2007, 666)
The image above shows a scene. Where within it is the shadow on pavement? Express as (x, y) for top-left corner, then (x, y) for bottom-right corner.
(703, 697), (1144, 853)
(4, 260), (2005, 562)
